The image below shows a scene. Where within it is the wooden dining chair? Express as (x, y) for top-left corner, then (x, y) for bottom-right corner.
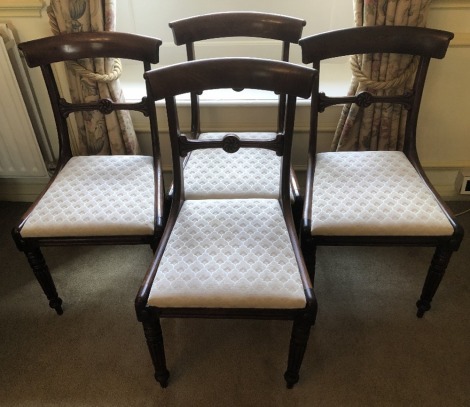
(135, 57), (318, 388)
(169, 12), (306, 219)
(11, 32), (165, 315)
(298, 26), (464, 318)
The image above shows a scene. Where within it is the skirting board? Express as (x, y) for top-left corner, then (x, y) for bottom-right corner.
(0, 176), (49, 202)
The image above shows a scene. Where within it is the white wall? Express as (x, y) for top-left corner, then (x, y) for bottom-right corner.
(417, 3), (470, 198)
(116, 0), (354, 66)
(0, 0), (469, 200)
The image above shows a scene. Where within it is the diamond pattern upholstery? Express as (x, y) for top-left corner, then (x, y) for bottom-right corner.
(310, 151), (454, 236)
(183, 132), (282, 199)
(21, 155), (155, 237)
(148, 199), (306, 309)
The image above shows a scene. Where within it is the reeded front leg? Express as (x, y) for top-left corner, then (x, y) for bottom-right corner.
(25, 248), (63, 315)
(416, 246), (453, 318)
(142, 314), (170, 388)
(284, 311), (315, 389)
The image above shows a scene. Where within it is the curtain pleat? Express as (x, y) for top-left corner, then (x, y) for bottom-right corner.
(48, 0), (140, 155)
(332, 0), (432, 152)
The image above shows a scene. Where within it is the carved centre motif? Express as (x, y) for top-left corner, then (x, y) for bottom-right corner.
(355, 91), (374, 108)
(97, 98), (114, 115)
(222, 134), (241, 153)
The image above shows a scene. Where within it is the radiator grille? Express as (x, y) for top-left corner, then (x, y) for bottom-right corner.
(0, 24), (50, 178)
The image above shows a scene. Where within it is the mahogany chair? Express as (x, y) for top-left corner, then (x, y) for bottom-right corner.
(169, 12), (306, 218)
(136, 57), (318, 388)
(12, 32), (165, 315)
(298, 26), (464, 318)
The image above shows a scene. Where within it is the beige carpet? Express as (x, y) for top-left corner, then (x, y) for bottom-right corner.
(1, 201), (469, 406)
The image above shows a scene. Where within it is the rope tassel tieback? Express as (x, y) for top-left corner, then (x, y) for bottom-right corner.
(350, 54), (419, 90)
(65, 58), (122, 83)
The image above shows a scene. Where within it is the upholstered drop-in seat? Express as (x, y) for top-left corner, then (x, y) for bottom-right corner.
(148, 199), (306, 309)
(184, 133), (282, 200)
(21, 155), (155, 238)
(309, 151), (454, 237)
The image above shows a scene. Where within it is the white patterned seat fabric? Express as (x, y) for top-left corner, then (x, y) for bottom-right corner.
(21, 155), (155, 237)
(310, 151), (453, 237)
(184, 132), (282, 199)
(148, 199), (306, 309)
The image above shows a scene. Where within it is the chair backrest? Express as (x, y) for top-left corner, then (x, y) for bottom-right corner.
(169, 12), (306, 135)
(144, 57), (315, 211)
(18, 32), (162, 165)
(299, 26), (453, 159)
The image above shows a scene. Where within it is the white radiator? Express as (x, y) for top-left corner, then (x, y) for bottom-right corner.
(0, 24), (51, 178)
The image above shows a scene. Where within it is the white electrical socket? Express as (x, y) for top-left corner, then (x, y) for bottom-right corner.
(455, 170), (470, 195)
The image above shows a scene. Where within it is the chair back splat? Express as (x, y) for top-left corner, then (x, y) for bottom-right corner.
(136, 57), (318, 388)
(11, 32), (164, 315)
(298, 26), (463, 318)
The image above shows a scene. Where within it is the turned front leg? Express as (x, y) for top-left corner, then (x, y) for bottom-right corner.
(142, 315), (170, 388)
(416, 246), (453, 318)
(25, 248), (63, 315)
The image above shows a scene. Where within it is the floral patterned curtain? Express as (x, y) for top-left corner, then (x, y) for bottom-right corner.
(332, 0), (432, 151)
(47, 0), (140, 155)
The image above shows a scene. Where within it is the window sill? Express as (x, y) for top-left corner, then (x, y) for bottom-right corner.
(122, 60), (352, 105)
(124, 61), (349, 136)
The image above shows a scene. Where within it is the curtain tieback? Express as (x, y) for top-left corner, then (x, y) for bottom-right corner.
(65, 59), (122, 83)
(350, 54), (419, 90)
